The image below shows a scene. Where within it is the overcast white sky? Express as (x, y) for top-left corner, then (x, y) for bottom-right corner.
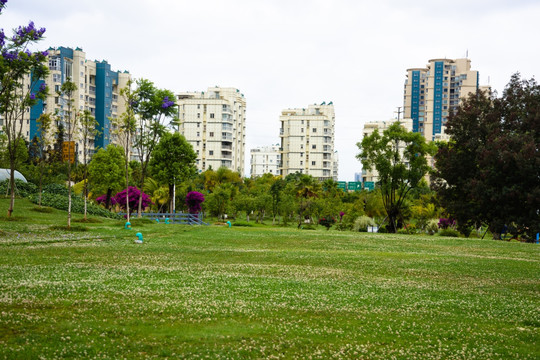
(3, 0), (539, 180)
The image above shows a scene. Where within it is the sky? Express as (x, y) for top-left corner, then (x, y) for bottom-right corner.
(3, 0), (539, 180)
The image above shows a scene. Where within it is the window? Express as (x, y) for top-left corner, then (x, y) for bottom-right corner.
(197, 113), (200, 118)
(196, 132), (200, 137)
(300, 144), (304, 149)
(312, 128), (317, 133)
(300, 152), (304, 157)
(197, 122), (200, 128)
(209, 132), (214, 137)
(311, 161), (316, 166)
(53, 74), (61, 83)
(300, 161), (303, 165)
(301, 128), (304, 133)
(209, 150), (213, 155)
(197, 104), (200, 109)
(312, 144), (316, 149)
(210, 113), (214, 118)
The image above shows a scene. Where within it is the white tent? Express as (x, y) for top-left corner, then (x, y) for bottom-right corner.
(0, 169), (27, 183)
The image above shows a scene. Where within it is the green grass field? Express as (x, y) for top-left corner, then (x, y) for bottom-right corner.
(0, 199), (538, 359)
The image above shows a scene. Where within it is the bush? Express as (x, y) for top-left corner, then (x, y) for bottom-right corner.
(0, 179), (38, 198)
(440, 228), (460, 237)
(232, 220), (254, 227)
(28, 193), (121, 219)
(42, 183), (69, 196)
(438, 218), (456, 230)
(334, 222), (352, 231)
(426, 219), (439, 235)
(397, 224), (417, 235)
(31, 206), (54, 213)
(353, 216), (376, 232)
(318, 216), (337, 230)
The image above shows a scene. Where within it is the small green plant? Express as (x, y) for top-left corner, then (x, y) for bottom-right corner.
(440, 228), (460, 237)
(31, 206), (54, 213)
(50, 225), (89, 232)
(233, 221), (254, 227)
(353, 216), (376, 232)
(425, 219), (439, 235)
(397, 224), (417, 235)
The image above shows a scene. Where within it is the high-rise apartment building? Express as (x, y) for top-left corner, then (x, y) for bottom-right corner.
(250, 144), (281, 178)
(404, 58), (482, 140)
(176, 87), (246, 174)
(27, 46), (130, 159)
(279, 103), (337, 180)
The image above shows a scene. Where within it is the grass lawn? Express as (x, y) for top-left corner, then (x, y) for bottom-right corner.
(0, 199), (538, 359)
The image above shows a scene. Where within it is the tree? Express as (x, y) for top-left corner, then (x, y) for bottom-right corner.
(293, 174), (321, 228)
(149, 132), (197, 213)
(185, 191), (204, 215)
(79, 110), (99, 219)
(88, 145), (125, 209)
(357, 122), (435, 233)
(56, 78), (78, 228)
(0, 2), (49, 216)
(269, 178), (285, 224)
(434, 74), (539, 239)
(113, 81), (137, 222)
(131, 79), (177, 216)
(35, 113), (53, 207)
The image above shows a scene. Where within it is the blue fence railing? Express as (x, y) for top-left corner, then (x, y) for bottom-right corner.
(119, 212), (209, 226)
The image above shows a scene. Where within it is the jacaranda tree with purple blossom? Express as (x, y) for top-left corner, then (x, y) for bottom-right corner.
(186, 191), (205, 215)
(113, 186), (152, 212)
(131, 78), (177, 217)
(0, 0), (49, 217)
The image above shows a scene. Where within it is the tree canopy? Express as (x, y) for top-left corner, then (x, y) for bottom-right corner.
(434, 74), (539, 240)
(357, 122), (436, 232)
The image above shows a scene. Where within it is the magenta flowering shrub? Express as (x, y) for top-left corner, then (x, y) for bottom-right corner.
(438, 218), (456, 229)
(186, 191), (205, 214)
(95, 194), (118, 207)
(318, 216), (337, 230)
(114, 186), (152, 211)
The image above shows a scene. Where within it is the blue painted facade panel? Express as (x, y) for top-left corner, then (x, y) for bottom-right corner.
(411, 71), (420, 133)
(433, 61), (444, 137)
(95, 61), (119, 149)
(29, 80), (46, 139)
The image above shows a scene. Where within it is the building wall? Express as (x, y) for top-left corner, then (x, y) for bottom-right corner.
(250, 144), (281, 177)
(26, 46), (130, 162)
(279, 103), (337, 180)
(177, 87), (246, 174)
(404, 58), (483, 141)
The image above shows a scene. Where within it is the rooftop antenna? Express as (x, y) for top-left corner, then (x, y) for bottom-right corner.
(395, 106), (402, 123)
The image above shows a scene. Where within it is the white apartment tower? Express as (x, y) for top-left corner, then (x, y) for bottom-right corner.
(279, 103), (337, 180)
(250, 144), (281, 178)
(177, 87), (246, 174)
(403, 58), (484, 141)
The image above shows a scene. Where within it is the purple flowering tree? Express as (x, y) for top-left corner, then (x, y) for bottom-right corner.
(186, 191), (205, 216)
(113, 186), (153, 212)
(0, 0), (49, 217)
(130, 79), (177, 217)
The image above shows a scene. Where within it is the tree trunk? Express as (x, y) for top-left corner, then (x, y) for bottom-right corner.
(169, 183), (175, 213)
(7, 164), (15, 218)
(67, 159), (72, 229)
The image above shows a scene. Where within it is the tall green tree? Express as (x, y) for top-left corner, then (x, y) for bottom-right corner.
(35, 113), (53, 207)
(434, 74), (539, 239)
(357, 122), (436, 233)
(79, 110), (99, 220)
(293, 174), (321, 228)
(149, 132), (197, 213)
(88, 145), (125, 209)
(56, 78), (78, 228)
(131, 79), (177, 216)
(0, 2), (49, 216)
(114, 80), (137, 221)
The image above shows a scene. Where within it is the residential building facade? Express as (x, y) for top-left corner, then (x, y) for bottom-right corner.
(360, 118), (413, 183)
(27, 46), (130, 160)
(176, 87), (246, 174)
(403, 58), (482, 140)
(279, 103), (337, 181)
(250, 144), (281, 177)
